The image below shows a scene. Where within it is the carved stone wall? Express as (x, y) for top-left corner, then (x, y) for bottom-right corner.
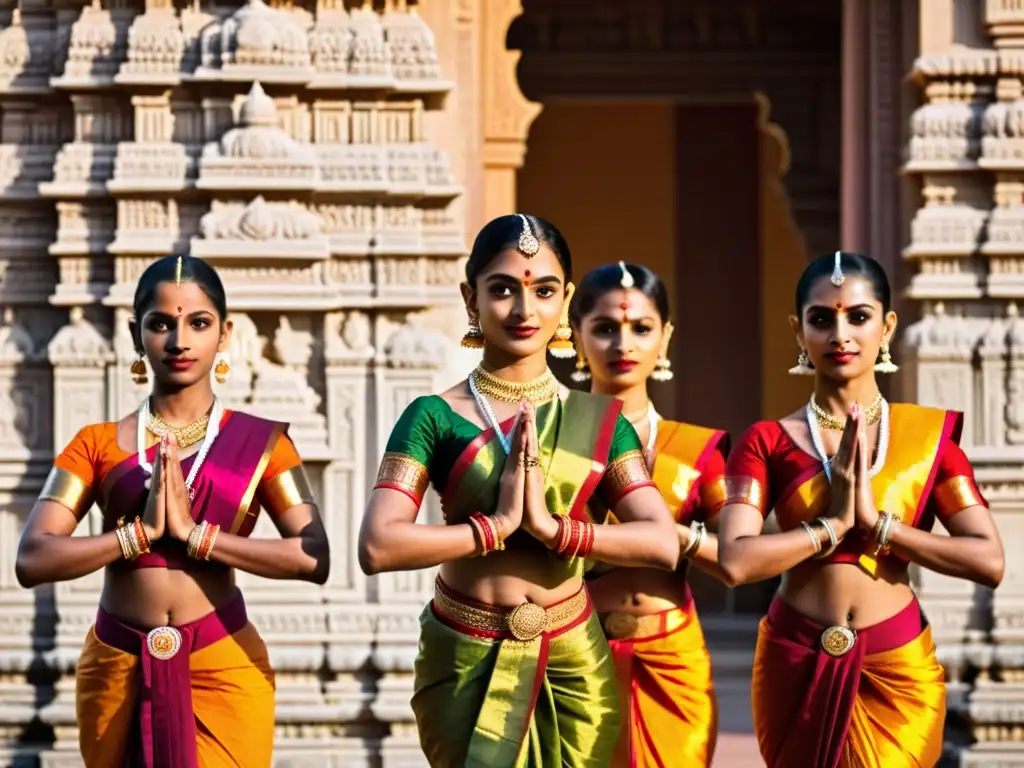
(906, 3), (1024, 764)
(0, 0), (464, 765)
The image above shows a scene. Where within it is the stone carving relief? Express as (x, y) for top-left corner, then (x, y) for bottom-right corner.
(0, 0), (462, 764)
(906, 8), (1024, 761)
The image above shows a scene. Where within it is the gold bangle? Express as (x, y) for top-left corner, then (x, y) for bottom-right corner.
(682, 520), (705, 558)
(186, 522), (206, 559)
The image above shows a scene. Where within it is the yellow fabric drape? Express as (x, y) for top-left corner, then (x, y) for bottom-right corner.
(76, 623), (276, 767)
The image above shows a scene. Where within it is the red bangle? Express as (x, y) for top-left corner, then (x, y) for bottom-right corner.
(133, 517), (151, 555)
(470, 512), (495, 555)
(579, 522), (595, 559)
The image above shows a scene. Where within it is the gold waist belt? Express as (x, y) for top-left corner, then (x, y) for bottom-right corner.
(433, 578), (590, 642)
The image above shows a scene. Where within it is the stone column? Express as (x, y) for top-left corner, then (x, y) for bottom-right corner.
(481, 0), (540, 220)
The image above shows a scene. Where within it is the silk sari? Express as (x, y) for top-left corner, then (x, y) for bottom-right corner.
(375, 392), (653, 767)
(726, 404), (986, 768)
(41, 411), (314, 767)
(597, 421), (726, 768)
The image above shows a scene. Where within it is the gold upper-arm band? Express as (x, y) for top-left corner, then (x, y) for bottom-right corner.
(39, 467), (92, 519)
(261, 466), (316, 515)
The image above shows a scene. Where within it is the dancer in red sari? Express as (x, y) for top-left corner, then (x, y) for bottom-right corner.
(718, 251), (1004, 768)
(572, 262), (729, 767)
(16, 255), (330, 767)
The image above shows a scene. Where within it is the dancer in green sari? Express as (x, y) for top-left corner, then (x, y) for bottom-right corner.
(358, 214), (680, 767)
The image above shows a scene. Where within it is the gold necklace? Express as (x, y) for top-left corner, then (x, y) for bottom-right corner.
(810, 392), (884, 431)
(147, 408), (212, 449)
(471, 365), (560, 404)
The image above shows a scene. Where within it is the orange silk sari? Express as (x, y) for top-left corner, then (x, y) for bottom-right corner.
(603, 421), (726, 768)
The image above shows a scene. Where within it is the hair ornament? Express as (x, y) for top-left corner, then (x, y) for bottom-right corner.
(830, 251), (845, 287)
(618, 261), (635, 289)
(516, 214), (541, 258)
(174, 255), (183, 286)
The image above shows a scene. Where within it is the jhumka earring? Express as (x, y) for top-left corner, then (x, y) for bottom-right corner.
(875, 342), (898, 373)
(571, 340), (591, 383)
(789, 350), (814, 376)
(548, 282), (576, 359)
(130, 355), (148, 385)
(460, 316), (484, 349)
(650, 321), (674, 382)
(214, 357), (231, 384)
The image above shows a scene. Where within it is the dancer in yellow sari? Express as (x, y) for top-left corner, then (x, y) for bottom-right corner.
(358, 215), (681, 767)
(571, 262), (730, 767)
(718, 251), (1004, 768)
(16, 255), (330, 767)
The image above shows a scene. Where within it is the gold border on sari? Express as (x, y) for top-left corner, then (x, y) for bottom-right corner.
(602, 449), (651, 498)
(39, 467), (92, 519)
(260, 466), (316, 515)
(725, 475), (766, 513)
(374, 451), (429, 503)
(932, 475), (984, 518)
(230, 423), (286, 535)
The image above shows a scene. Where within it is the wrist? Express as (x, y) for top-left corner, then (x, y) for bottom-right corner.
(535, 514), (560, 548)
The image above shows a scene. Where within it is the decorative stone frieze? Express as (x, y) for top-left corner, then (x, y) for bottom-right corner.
(905, 3), (1024, 759)
(0, 0), (464, 764)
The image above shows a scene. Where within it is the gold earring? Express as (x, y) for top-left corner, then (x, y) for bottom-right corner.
(788, 350), (814, 376)
(875, 342), (898, 373)
(130, 355), (148, 385)
(649, 321), (674, 382)
(571, 340), (590, 383)
(214, 358), (231, 384)
(548, 282), (576, 359)
(460, 316), (484, 349)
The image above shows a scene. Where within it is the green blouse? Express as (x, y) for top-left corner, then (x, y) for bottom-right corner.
(374, 392), (650, 528)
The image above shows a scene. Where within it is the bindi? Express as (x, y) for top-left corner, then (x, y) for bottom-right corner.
(834, 302), (844, 311)
(523, 269), (530, 287)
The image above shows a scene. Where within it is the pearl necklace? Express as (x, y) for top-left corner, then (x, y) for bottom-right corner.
(138, 396), (224, 501)
(628, 402), (659, 453)
(805, 396), (890, 482)
(468, 371), (512, 455)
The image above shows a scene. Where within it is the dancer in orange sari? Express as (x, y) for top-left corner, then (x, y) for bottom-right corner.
(571, 262), (730, 767)
(718, 251), (1004, 768)
(16, 255), (330, 767)
(359, 215), (681, 767)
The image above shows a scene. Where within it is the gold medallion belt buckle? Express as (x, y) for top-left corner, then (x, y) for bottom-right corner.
(507, 602), (548, 641)
(146, 626), (183, 661)
(820, 625), (857, 657)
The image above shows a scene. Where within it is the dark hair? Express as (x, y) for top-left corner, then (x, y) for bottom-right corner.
(465, 214), (572, 285)
(569, 262), (669, 328)
(132, 255), (228, 321)
(794, 251), (891, 315)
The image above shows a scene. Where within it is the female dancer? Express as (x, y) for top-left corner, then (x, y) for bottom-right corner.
(358, 214), (680, 767)
(16, 255), (330, 767)
(718, 251), (1004, 768)
(571, 261), (729, 767)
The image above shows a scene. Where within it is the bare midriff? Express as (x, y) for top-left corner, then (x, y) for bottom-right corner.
(779, 557), (914, 628)
(587, 565), (688, 616)
(100, 565), (237, 629)
(440, 552), (584, 608)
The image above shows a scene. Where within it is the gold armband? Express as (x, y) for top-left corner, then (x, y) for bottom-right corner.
(39, 467), (92, 519)
(261, 466), (316, 515)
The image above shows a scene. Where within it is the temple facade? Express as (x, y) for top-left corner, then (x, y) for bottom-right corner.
(0, 0), (1020, 765)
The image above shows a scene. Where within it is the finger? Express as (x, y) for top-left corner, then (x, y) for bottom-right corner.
(836, 408), (859, 464)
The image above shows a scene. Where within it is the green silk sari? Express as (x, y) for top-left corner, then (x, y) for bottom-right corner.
(375, 391), (648, 767)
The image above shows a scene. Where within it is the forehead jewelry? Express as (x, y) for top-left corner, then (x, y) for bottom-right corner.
(516, 214), (540, 257)
(830, 251), (845, 287)
(618, 260), (635, 289)
(175, 255), (183, 285)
